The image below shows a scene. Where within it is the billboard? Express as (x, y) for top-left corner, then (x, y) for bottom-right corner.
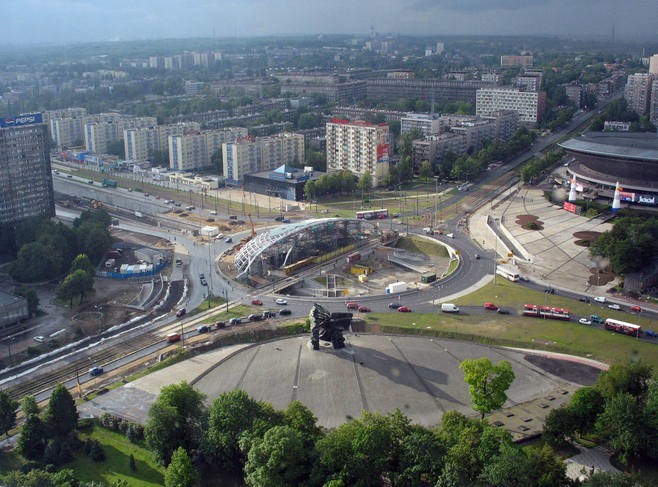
(563, 201), (577, 213)
(618, 191), (635, 203)
(377, 143), (390, 162)
(636, 194), (657, 206)
(0, 113), (43, 128)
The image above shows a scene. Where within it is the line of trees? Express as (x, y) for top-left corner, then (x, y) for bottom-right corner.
(590, 98), (657, 133)
(304, 170), (358, 200)
(520, 148), (566, 184)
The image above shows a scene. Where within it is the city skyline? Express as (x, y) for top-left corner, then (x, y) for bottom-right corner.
(1, 0), (657, 46)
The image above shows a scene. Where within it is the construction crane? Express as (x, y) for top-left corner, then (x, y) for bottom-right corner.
(247, 213), (256, 239)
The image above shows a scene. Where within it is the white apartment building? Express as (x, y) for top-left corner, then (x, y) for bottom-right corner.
(223, 133), (305, 184)
(325, 120), (390, 188)
(84, 116), (156, 154)
(625, 73), (655, 116)
(400, 113), (441, 137)
(170, 127), (248, 172)
(649, 54), (658, 75)
(476, 88), (546, 125)
(650, 80), (658, 124)
(124, 122), (201, 161)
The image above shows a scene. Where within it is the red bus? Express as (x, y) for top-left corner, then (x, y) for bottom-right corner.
(522, 304), (570, 321)
(604, 318), (641, 337)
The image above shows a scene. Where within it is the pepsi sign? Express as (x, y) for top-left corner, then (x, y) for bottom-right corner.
(0, 113), (43, 128)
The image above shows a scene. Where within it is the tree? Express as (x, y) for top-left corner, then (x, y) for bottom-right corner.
(595, 392), (645, 464)
(10, 242), (58, 282)
(304, 180), (316, 202)
(244, 425), (311, 487)
(106, 139), (125, 159)
(419, 159), (433, 184)
(596, 362), (653, 401)
(75, 221), (112, 265)
(145, 382), (206, 465)
(210, 148), (223, 175)
(282, 400), (322, 448)
(569, 386), (604, 434)
(165, 447), (196, 487)
(392, 426), (445, 487)
(398, 156), (414, 183)
(14, 285), (39, 318)
(460, 358), (515, 419)
(0, 390), (18, 438)
(398, 128), (423, 159)
(358, 171), (373, 193)
(56, 269), (93, 307)
(45, 383), (78, 438)
(70, 253), (94, 275)
(21, 395), (39, 418)
(17, 414), (46, 460)
(542, 406), (577, 448)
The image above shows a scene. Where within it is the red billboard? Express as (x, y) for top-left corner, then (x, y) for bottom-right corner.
(563, 201), (577, 213)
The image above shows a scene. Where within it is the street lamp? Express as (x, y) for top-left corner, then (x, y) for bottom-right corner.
(207, 243), (214, 309)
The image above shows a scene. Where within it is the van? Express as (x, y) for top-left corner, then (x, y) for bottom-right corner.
(441, 303), (460, 313)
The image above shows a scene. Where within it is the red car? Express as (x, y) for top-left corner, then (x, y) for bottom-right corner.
(630, 305), (642, 312)
(251, 299), (263, 305)
(484, 302), (499, 311)
(358, 306), (371, 313)
(397, 306), (412, 313)
(346, 302), (359, 310)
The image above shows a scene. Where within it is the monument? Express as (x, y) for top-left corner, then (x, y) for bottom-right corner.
(309, 303), (353, 350)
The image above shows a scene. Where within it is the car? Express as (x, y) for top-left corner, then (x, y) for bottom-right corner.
(225, 237), (233, 243)
(279, 309), (292, 315)
(484, 302), (499, 311)
(474, 254), (480, 260)
(197, 325), (210, 333)
(66, 174), (72, 178)
(263, 310), (277, 318)
(544, 288), (556, 294)
(89, 366), (104, 377)
(251, 299), (263, 305)
(358, 306), (371, 313)
(176, 308), (186, 317)
(248, 313), (263, 321)
(630, 305), (642, 312)
(593, 296), (606, 303)
(229, 215), (238, 220)
(519, 276), (530, 282)
(144, 193), (150, 197)
(275, 298), (288, 305)
(87, 179), (94, 184)
(446, 233), (454, 238)
(345, 302), (359, 310)
(590, 314), (604, 324)
(579, 297), (590, 303)
(200, 278), (207, 286)
(228, 317), (242, 325)
(388, 302), (402, 309)
(282, 218), (291, 223)
(33, 335), (46, 343)
(397, 306), (412, 312)
(578, 318), (592, 325)
(209, 210), (218, 215)
(274, 215), (284, 221)
(496, 308), (510, 315)
(215, 321), (226, 329)
(608, 303), (621, 310)
(199, 273), (205, 279)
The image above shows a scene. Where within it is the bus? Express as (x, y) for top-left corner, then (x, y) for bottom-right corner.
(496, 265), (520, 282)
(604, 318), (641, 337)
(522, 304), (570, 321)
(356, 209), (388, 220)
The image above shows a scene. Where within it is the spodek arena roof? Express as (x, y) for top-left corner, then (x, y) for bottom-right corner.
(559, 137), (658, 162)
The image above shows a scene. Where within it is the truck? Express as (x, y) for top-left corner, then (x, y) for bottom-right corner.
(386, 281), (407, 294)
(102, 178), (117, 188)
(441, 303), (460, 313)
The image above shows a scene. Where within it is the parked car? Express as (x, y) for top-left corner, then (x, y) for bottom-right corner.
(228, 317), (241, 325)
(630, 305), (642, 312)
(474, 253), (480, 259)
(397, 306), (412, 312)
(544, 288), (556, 294)
(388, 302), (402, 309)
(346, 302), (359, 310)
(608, 303), (621, 310)
(593, 296), (606, 303)
(225, 237), (233, 243)
(176, 308), (186, 317)
(579, 297), (590, 303)
(496, 308), (510, 315)
(279, 309), (292, 316)
(282, 218), (291, 223)
(590, 314), (604, 324)
(578, 318), (592, 325)
(248, 313), (263, 321)
(215, 321), (226, 329)
(197, 325), (210, 333)
(484, 302), (499, 311)
(274, 215), (284, 221)
(251, 299), (263, 305)
(89, 366), (104, 377)
(263, 310), (277, 319)
(358, 306), (371, 313)
(200, 278), (207, 286)
(33, 336), (46, 343)
(275, 298), (288, 305)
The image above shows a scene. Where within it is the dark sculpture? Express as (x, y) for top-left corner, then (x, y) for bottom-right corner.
(309, 303), (353, 350)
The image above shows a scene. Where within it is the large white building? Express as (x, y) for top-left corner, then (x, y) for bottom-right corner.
(84, 116), (157, 154)
(400, 113), (441, 137)
(170, 127), (248, 172)
(325, 119), (391, 188)
(124, 122), (200, 161)
(476, 88), (546, 125)
(223, 133), (305, 184)
(649, 54), (658, 75)
(625, 73), (655, 116)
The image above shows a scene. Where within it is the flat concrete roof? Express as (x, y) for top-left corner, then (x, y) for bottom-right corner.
(560, 134), (658, 162)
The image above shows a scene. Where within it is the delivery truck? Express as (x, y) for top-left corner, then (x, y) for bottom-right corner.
(386, 281), (407, 294)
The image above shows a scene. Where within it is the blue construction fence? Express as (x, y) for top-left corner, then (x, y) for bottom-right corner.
(97, 260), (169, 279)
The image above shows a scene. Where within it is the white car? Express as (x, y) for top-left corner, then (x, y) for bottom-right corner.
(608, 303), (621, 310)
(33, 336), (46, 343)
(578, 318), (592, 325)
(593, 296), (606, 303)
(275, 298), (288, 305)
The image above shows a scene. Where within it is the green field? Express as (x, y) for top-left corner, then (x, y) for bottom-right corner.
(395, 235), (449, 257)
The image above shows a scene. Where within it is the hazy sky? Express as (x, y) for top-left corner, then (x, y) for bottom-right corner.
(2, 0), (657, 45)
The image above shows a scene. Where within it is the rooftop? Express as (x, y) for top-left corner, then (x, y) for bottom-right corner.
(559, 132), (658, 162)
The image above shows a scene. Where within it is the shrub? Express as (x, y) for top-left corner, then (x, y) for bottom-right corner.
(126, 422), (144, 443)
(88, 439), (106, 462)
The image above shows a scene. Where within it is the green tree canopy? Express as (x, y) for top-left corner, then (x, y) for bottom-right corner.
(14, 285), (39, 318)
(418, 159), (433, 183)
(0, 390), (18, 438)
(164, 447), (196, 487)
(45, 384), (78, 438)
(460, 357), (515, 419)
(70, 253), (94, 275)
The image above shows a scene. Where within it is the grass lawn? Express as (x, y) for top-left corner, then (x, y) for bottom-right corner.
(395, 235), (449, 257)
(68, 425), (164, 486)
(200, 304), (254, 324)
(363, 279), (658, 369)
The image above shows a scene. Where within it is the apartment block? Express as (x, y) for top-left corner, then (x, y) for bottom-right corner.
(476, 88), (546, 125)
(400, 113), (441, 136)
(170, 127), (248, 172)
(650, 80), (658, 124)
(625, 73), (654, 116)
(325, 119), (390, 188)
(124, 122), (201, 161)
(412, 133), (466, 169)
(366, 79), (494, 105)
(649, 54), (658, 75)
(223, 133), (305, 184)
(0, 114), (55, 225)
(84, 116), (157, 154)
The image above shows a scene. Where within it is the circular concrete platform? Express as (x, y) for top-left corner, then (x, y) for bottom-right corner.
(193, 334), (601, 429)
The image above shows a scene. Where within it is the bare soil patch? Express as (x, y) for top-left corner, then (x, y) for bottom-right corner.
(587, 268), (615, 287)
(515, 214), (544, 230)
